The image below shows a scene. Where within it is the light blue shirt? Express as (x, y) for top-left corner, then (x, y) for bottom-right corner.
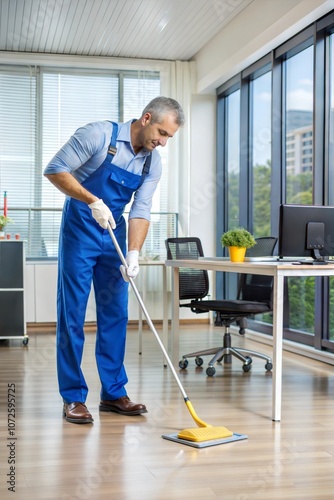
(44, 120), (162, 220)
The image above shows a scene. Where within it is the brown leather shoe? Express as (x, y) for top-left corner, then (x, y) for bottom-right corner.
(63, 402), (94, 424)
(99, 396), (148, 415)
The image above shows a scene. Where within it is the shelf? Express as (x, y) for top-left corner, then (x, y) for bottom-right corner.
(0, 241), (27, 343)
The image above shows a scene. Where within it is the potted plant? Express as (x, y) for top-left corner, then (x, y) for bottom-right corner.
(0, 215), (13, 239)
(220, 227), (256, 262)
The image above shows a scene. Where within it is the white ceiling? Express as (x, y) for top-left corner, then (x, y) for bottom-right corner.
(0, 0), (253, 61)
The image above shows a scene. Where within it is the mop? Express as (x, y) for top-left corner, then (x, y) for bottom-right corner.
(108, 224), (247, 448)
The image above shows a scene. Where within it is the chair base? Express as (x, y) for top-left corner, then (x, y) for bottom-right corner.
(179, 330), (273, 376)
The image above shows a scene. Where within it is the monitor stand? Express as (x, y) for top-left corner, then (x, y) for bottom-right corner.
(305, 223), (328, 264)
(301, 249), (328, 265)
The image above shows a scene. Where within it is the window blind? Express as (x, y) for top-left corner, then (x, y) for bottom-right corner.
(0, 66), (177, 259)
(0, 66), (37, 253)
(123, 72), (175, 259)
(41, 69), (119, 257)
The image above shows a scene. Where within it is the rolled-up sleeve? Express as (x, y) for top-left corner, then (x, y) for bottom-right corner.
(43, 122), (111, 179)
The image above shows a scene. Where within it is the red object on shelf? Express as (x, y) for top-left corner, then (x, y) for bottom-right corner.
(4, 191), (7, 217)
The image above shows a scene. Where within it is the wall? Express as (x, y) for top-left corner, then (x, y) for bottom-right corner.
(195, 0), (334, 94)
(189, 94), (216, 253)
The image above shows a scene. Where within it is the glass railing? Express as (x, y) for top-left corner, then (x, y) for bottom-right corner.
(2, 207), (178, 260)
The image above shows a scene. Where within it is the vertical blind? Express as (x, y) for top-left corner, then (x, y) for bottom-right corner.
(0, 65), (177, 259)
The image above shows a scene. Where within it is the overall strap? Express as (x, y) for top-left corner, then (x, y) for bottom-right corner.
(142, 153), (152, 175)
(138, 153), (152, 188)
(107, 120), (152, 187)
(107, 122), (119, 159)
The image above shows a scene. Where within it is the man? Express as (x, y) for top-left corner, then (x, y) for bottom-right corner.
(44, 96), (185, 424)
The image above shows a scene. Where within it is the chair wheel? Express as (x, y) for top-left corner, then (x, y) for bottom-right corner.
(195, 357), (203, 366)
(179, 359), (188, 369)
(242, 356), (252, 372)
(265, 362), (273, 371)
(206, 366), (216, 377)
(242, 363), (252, 372)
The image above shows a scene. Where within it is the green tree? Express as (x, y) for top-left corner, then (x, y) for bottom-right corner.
(288, 277), (315, 332)
(227, 170), (240, 228)
(286, 171), (313, 204)
(253, 162), (271, 237)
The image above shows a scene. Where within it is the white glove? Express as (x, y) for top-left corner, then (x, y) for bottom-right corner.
(120, 250), (140, 282)
(89, 199), (116, 229)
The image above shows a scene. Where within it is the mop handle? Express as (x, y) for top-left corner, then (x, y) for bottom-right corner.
(107, 223), (188, 400)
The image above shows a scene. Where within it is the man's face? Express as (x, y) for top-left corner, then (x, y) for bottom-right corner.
(140, 112), (179, 151)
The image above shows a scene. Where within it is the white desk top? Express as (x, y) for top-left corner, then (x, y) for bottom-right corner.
(165, 258), (334, 276)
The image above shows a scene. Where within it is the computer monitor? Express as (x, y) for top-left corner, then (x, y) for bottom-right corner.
(278, 204), (334, 264)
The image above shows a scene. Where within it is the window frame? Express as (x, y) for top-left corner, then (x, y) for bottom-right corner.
(216, 10), (334, 353)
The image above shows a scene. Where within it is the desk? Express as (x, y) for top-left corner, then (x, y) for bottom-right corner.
(137, 260), (168, 366)
(165, 258), (334, 421)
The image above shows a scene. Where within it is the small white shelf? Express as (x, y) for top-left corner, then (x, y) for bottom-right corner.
(0, 241), (28, 345)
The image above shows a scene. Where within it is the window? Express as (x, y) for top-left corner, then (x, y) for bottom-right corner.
(0, 67), (37, 254)
(327, 32), (334, 341)
(251, 71), (272, 238)
(283, 45), (315, 337)
(216, 18), (334, 352)
(0, 66), (176, 259)
(41, 70), (120, 258)
(226, 90), (240, 229)
(284, 46), (314, 204)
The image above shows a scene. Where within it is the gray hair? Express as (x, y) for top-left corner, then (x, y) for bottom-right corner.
(141, 96), (185, 127)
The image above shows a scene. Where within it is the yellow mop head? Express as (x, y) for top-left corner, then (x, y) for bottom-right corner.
(178, 400), (233, 442)
(178, 426), (233, 442)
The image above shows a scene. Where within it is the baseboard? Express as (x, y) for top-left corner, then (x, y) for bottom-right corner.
(233, 326), (334, 367)
(27, 318), (210, 333)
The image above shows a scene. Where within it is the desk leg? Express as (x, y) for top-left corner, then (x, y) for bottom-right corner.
(171, 267), (180, 367)
(162, 265), (168, 367)
(272, 273), (284, 421)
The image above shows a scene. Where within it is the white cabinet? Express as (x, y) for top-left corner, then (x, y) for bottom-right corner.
(0, 241), (28, 344)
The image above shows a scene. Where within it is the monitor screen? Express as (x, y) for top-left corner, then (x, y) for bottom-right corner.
(278, 204), (334, 263)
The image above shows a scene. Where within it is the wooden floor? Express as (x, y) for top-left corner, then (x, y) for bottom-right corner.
(1, 323), (334, 500)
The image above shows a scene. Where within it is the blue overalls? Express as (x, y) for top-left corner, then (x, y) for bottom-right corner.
(56, 122), (151, 404)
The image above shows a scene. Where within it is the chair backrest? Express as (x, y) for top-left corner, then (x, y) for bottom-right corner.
(239, 237), (278, 305)
(165, 237), (209, 300)
(245, 236), (277, 257)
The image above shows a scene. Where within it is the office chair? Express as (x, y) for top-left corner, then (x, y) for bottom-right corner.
(237, 237), (278, 334)
(165, 236), (277, 376)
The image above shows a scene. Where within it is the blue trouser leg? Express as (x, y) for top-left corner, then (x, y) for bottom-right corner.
(56, 253), (95, 404)
(56, 214), (101, 403)
(94, 231), (129, 400)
